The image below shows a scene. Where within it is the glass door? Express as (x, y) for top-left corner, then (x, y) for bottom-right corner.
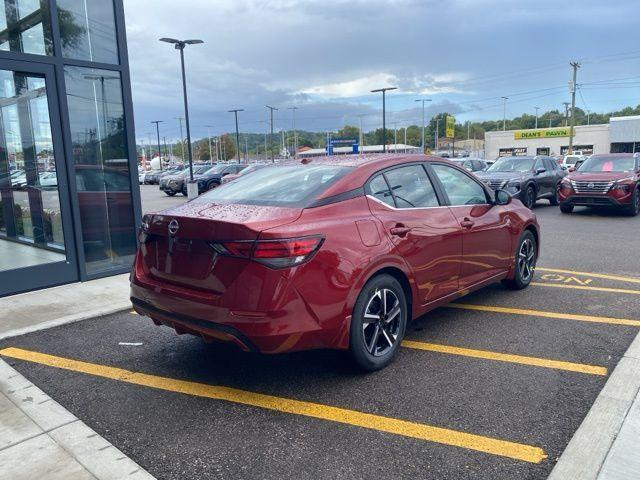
(0, 60), (78, 295)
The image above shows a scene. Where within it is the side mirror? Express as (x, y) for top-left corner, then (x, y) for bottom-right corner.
(535, 168), (546, 174)
(495, 189), (511, 206)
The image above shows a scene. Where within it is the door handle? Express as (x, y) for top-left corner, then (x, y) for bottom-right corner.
(460, 218), (475, 229)
(390, 225), (411, 237)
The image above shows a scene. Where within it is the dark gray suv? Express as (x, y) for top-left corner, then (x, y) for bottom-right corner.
(475, 156), (566, 209)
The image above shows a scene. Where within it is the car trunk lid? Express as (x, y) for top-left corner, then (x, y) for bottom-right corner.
(140, 202), (302, 292)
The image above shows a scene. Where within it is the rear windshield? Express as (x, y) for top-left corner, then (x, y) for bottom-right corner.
(487, 157), (535, 172)
(578, 155), (636, 172)
(193, 164), (353, 207)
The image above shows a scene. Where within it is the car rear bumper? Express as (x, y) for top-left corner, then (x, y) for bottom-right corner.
(130, 265), (347, 354)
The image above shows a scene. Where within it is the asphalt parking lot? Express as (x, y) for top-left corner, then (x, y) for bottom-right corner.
(1, 187), (639, 479)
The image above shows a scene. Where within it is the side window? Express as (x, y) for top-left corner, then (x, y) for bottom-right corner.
(368, 174), (394, 207)
(383, 165), (440, 208)
(534, 158), (544, 171)
(544, 158), (557, 171)
(432, 164), (488, 206)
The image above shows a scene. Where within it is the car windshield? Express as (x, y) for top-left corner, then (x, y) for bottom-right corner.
(194, 165), (352, 207)
(578, 155), (636, 172)
(487, 157), (535, 172)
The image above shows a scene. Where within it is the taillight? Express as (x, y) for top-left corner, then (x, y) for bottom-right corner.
(139, 214), (152, 244)
(209, 235), (324, 269)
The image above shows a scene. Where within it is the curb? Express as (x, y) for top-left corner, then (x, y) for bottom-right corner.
(0, 358), (155, 480)
(548, 329), (640, 480)
(0, 304), (132, 342)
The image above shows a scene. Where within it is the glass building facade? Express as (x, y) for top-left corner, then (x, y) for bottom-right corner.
(0, 0), (140, 296)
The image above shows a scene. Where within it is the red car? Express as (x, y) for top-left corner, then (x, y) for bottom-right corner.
(131, 155), (540, 371)
(558, 153), (640, 216)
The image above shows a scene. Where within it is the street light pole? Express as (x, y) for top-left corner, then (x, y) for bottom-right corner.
(228, 109), (244, 162)
(534, 106), (540, 129)
(371, 87), (397, 152)
(160, 37), (203, 188)
(151, 120), (164, 171)
(501, 96), (509, 131)
(265, 105), (278, 162)
(205, 126), (214, 163)
(288, 106), (298, 158)
(414, 98), (431, 152)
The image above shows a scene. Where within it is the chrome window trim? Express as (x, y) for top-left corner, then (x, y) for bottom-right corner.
(366, 195), (450, 211)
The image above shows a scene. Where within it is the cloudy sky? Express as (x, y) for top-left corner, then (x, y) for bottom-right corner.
(123, 0), (640, 142)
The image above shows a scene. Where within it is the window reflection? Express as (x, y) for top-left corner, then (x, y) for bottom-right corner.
(0, 69), (66, 272)
(64, 66), (135, 275)
(0, 0), (53, 55)
(57, 0), (118, 64)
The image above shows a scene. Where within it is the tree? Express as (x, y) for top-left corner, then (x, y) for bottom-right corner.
(219, 134), (236, 160)
(337, 125), (359, 139)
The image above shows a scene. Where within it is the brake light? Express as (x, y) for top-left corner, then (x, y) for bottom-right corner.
(209, 235), (324, 268)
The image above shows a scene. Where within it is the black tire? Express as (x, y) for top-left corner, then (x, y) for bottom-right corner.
(549, 186), (560, 206)
(625, 186), (640, 217)
(349, 274), (408, 372)
(523, 185), (536, 209)
(560, 204), (574, 214)
(165, 191), (176, 197)
(207, 181), (220, 191)
(502, 230), (537, 290)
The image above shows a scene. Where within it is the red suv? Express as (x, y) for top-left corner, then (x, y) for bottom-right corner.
(558, 153), (640, 216)
(131, 155), (540, 371)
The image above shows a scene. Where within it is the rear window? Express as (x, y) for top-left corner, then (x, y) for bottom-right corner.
(193, 165), (352, 207)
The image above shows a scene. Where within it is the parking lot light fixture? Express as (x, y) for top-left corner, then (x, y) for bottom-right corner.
(159, 37), (204, 183)
(371, 87), (397, 152)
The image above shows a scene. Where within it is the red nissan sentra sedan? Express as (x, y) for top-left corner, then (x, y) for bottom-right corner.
(131, 155), (540, 371)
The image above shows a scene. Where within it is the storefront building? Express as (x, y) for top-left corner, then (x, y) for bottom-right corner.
(0, 0), (140, 296)
(485, 115), (640, 159)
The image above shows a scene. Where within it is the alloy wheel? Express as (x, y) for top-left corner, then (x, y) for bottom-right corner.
(518, 238), (535, 282)
(362, 288), (402, 357)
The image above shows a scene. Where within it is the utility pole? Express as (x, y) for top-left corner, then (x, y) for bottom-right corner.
(265, 105), (278, 162)
(288, 106), (298, 158)
(175, 117), (185, 162)
(534, 106), (540, 129)
(563, 102), (570, 126)
(228, 109), (244, 162)
(371, 87), (397, 152)
(151, 120), (164, 170)
(414, 99), (431, 152)
(568, 61), (580, 154)
(393, 122), (398, 152)
(501, 96), (508, 131)
(163, 136), (168, 162)
(245, 136), (249, 161)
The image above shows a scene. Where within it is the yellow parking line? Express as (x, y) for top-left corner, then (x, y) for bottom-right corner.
(448, 304), (640, 327)
(401, 340), (607, 376)
(536, 268), (640, 285)
(530, 282), (640, 296)
(0, 347), (547, 464)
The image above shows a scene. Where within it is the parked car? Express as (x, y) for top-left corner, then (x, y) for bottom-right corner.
(475, 155), (566, 209)
(159, 164), (212, 196)
(144, 170), (163, 185)
(561, 154), (585, 171)
(131, 155), (540, 371)
(139, 170), (147, 184)
(181, 163), (246, 195)
(221, 163), (268, 184)
(451, 158), (489, 172)
(558, 153), (640, 216)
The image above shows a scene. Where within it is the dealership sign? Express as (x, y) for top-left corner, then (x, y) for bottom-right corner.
(514, 127), (573, 140)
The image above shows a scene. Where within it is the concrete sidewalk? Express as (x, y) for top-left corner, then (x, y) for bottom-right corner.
(0, 275), (153, 479)
(0, 274), (131, 340)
